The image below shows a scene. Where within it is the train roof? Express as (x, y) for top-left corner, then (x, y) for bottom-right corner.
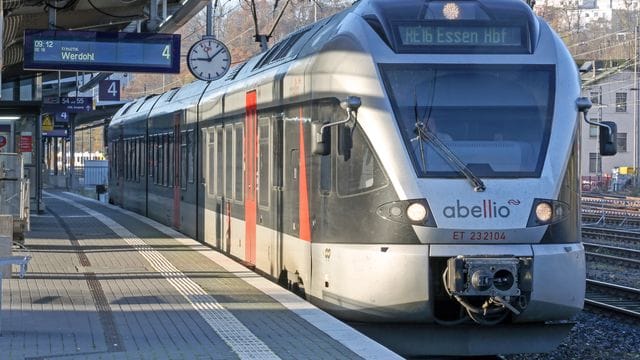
(111, 0), (541, 125)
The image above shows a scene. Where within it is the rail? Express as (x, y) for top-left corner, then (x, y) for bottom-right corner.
(584, 242), (640, 268)
(585, 279), (640, 319)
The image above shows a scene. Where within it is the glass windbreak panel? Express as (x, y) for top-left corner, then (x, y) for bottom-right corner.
(380, 64), (554, 178)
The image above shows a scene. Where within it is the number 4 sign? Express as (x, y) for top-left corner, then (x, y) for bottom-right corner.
(99, 80), (120, 101)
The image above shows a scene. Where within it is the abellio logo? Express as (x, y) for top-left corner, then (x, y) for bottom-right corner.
(443, 199), (519, 219)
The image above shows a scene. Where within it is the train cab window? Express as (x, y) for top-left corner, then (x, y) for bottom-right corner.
(336, 125), (388, 197)
(314, 99), (341, 194)
(381, 64), (553, 178)
(235, 124), (244, 201)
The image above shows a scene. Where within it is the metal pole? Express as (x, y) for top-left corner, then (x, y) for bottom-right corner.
(1, 0), (4, 98)
(35, 116), (42, 213)
(206, 1), (213, 37)
(69, 116), (75, 189)
(635, 23), (639, 186)
(598, 96), (602, 185)
(162, 0), (167, 20)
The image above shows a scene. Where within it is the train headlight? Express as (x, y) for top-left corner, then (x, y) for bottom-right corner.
(527, 199), (570, 226)
(407, 203), (428, 222)
(376, 199), (436, 227)
(535, 202), (553, 223)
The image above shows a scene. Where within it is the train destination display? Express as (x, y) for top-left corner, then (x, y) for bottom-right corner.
(395, 24), (527, 52)
(23, 30), (181, 73)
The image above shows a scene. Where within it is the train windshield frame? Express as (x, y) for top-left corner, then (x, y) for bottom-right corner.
(380, 63), (554, 179)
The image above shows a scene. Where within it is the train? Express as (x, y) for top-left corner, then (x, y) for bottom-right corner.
(107, 0), (617, 356)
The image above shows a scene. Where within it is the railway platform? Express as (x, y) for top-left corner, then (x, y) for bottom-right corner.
(0, 190), (401, 360)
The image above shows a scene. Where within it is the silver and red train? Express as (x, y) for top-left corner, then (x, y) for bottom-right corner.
(108, 0), (616, 356)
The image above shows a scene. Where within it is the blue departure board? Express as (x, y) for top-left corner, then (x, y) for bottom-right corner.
(23, 29), (181, 73)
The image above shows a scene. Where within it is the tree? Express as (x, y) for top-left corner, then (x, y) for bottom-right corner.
(122, 0), (350, 99)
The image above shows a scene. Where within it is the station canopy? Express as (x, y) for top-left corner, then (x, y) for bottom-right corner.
(2, 0), (208, 81)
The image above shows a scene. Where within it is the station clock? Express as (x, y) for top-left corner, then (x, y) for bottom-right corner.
(187, 37), (231, 82)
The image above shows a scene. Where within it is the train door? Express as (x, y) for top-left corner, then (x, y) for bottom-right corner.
(272, 116), (285, 277)
(245, 91), (257, 264)
(201, 125), (227, 250)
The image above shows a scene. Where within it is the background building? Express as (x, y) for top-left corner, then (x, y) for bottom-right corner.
(580, 69), (637, 189)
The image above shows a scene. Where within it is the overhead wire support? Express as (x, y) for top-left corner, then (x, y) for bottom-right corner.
(249, 0), (269, 52)
(250, 0), (292, 53)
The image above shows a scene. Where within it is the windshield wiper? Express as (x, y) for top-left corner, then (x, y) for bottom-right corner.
(414, 122), (486, 192)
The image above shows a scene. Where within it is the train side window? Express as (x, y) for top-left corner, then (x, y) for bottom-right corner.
(216, 127), (224, 197)
(149, 136), (154, 182)
(151, 136), (157, 183)
(320, 154), (331, 194)
(127, 139), (131, 182)
(181, 131), (187, 190)
(149, 136), (154, 180)
(168, 133), (174, 187)
(235, 124), (244, 201)
(225, 127), (233, 198)
(128, 139), (133, 181)
(272, 117), (283, 188)
(207, 129), (216, 195)
(119, 139), (124, 179)
(126, 139), (131, 181)
(123, 139), (128, 181)
(139, 137), (145, 179)
(133, 138), (138, 182)
(187, 130), (195, 184)
(158, 134), (166, 186)
(258, 118), (270, 207)
(133, 139), (137, 181)
(336, 125), (388, 197)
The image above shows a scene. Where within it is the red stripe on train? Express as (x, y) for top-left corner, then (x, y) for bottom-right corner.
(299, 106), (311, 242)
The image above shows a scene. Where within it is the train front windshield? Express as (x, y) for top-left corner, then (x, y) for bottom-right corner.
(381, 64), (554, 178)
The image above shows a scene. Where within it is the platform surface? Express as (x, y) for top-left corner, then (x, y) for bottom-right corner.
(0, 191), (401, 360)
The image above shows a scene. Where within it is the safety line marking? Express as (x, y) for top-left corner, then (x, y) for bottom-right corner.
(46, 192), (280, 360)
(60, 191), (403, 360)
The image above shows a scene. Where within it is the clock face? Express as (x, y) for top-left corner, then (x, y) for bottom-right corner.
(187, 38), (231, 81)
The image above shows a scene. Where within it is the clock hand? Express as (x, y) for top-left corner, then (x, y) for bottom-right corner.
(208, 47), (225, 62)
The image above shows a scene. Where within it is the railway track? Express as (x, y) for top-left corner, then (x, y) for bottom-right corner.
(581, 225), (640, 249)
(582, 212), (640, 228)
(584, 242), (640, 268)
(579, 196), (640, 317)
(582, 195), (640, 210)
(585, 279), (640, 319)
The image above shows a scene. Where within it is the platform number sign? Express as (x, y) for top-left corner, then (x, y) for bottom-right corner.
(99, 80), (120, 101)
